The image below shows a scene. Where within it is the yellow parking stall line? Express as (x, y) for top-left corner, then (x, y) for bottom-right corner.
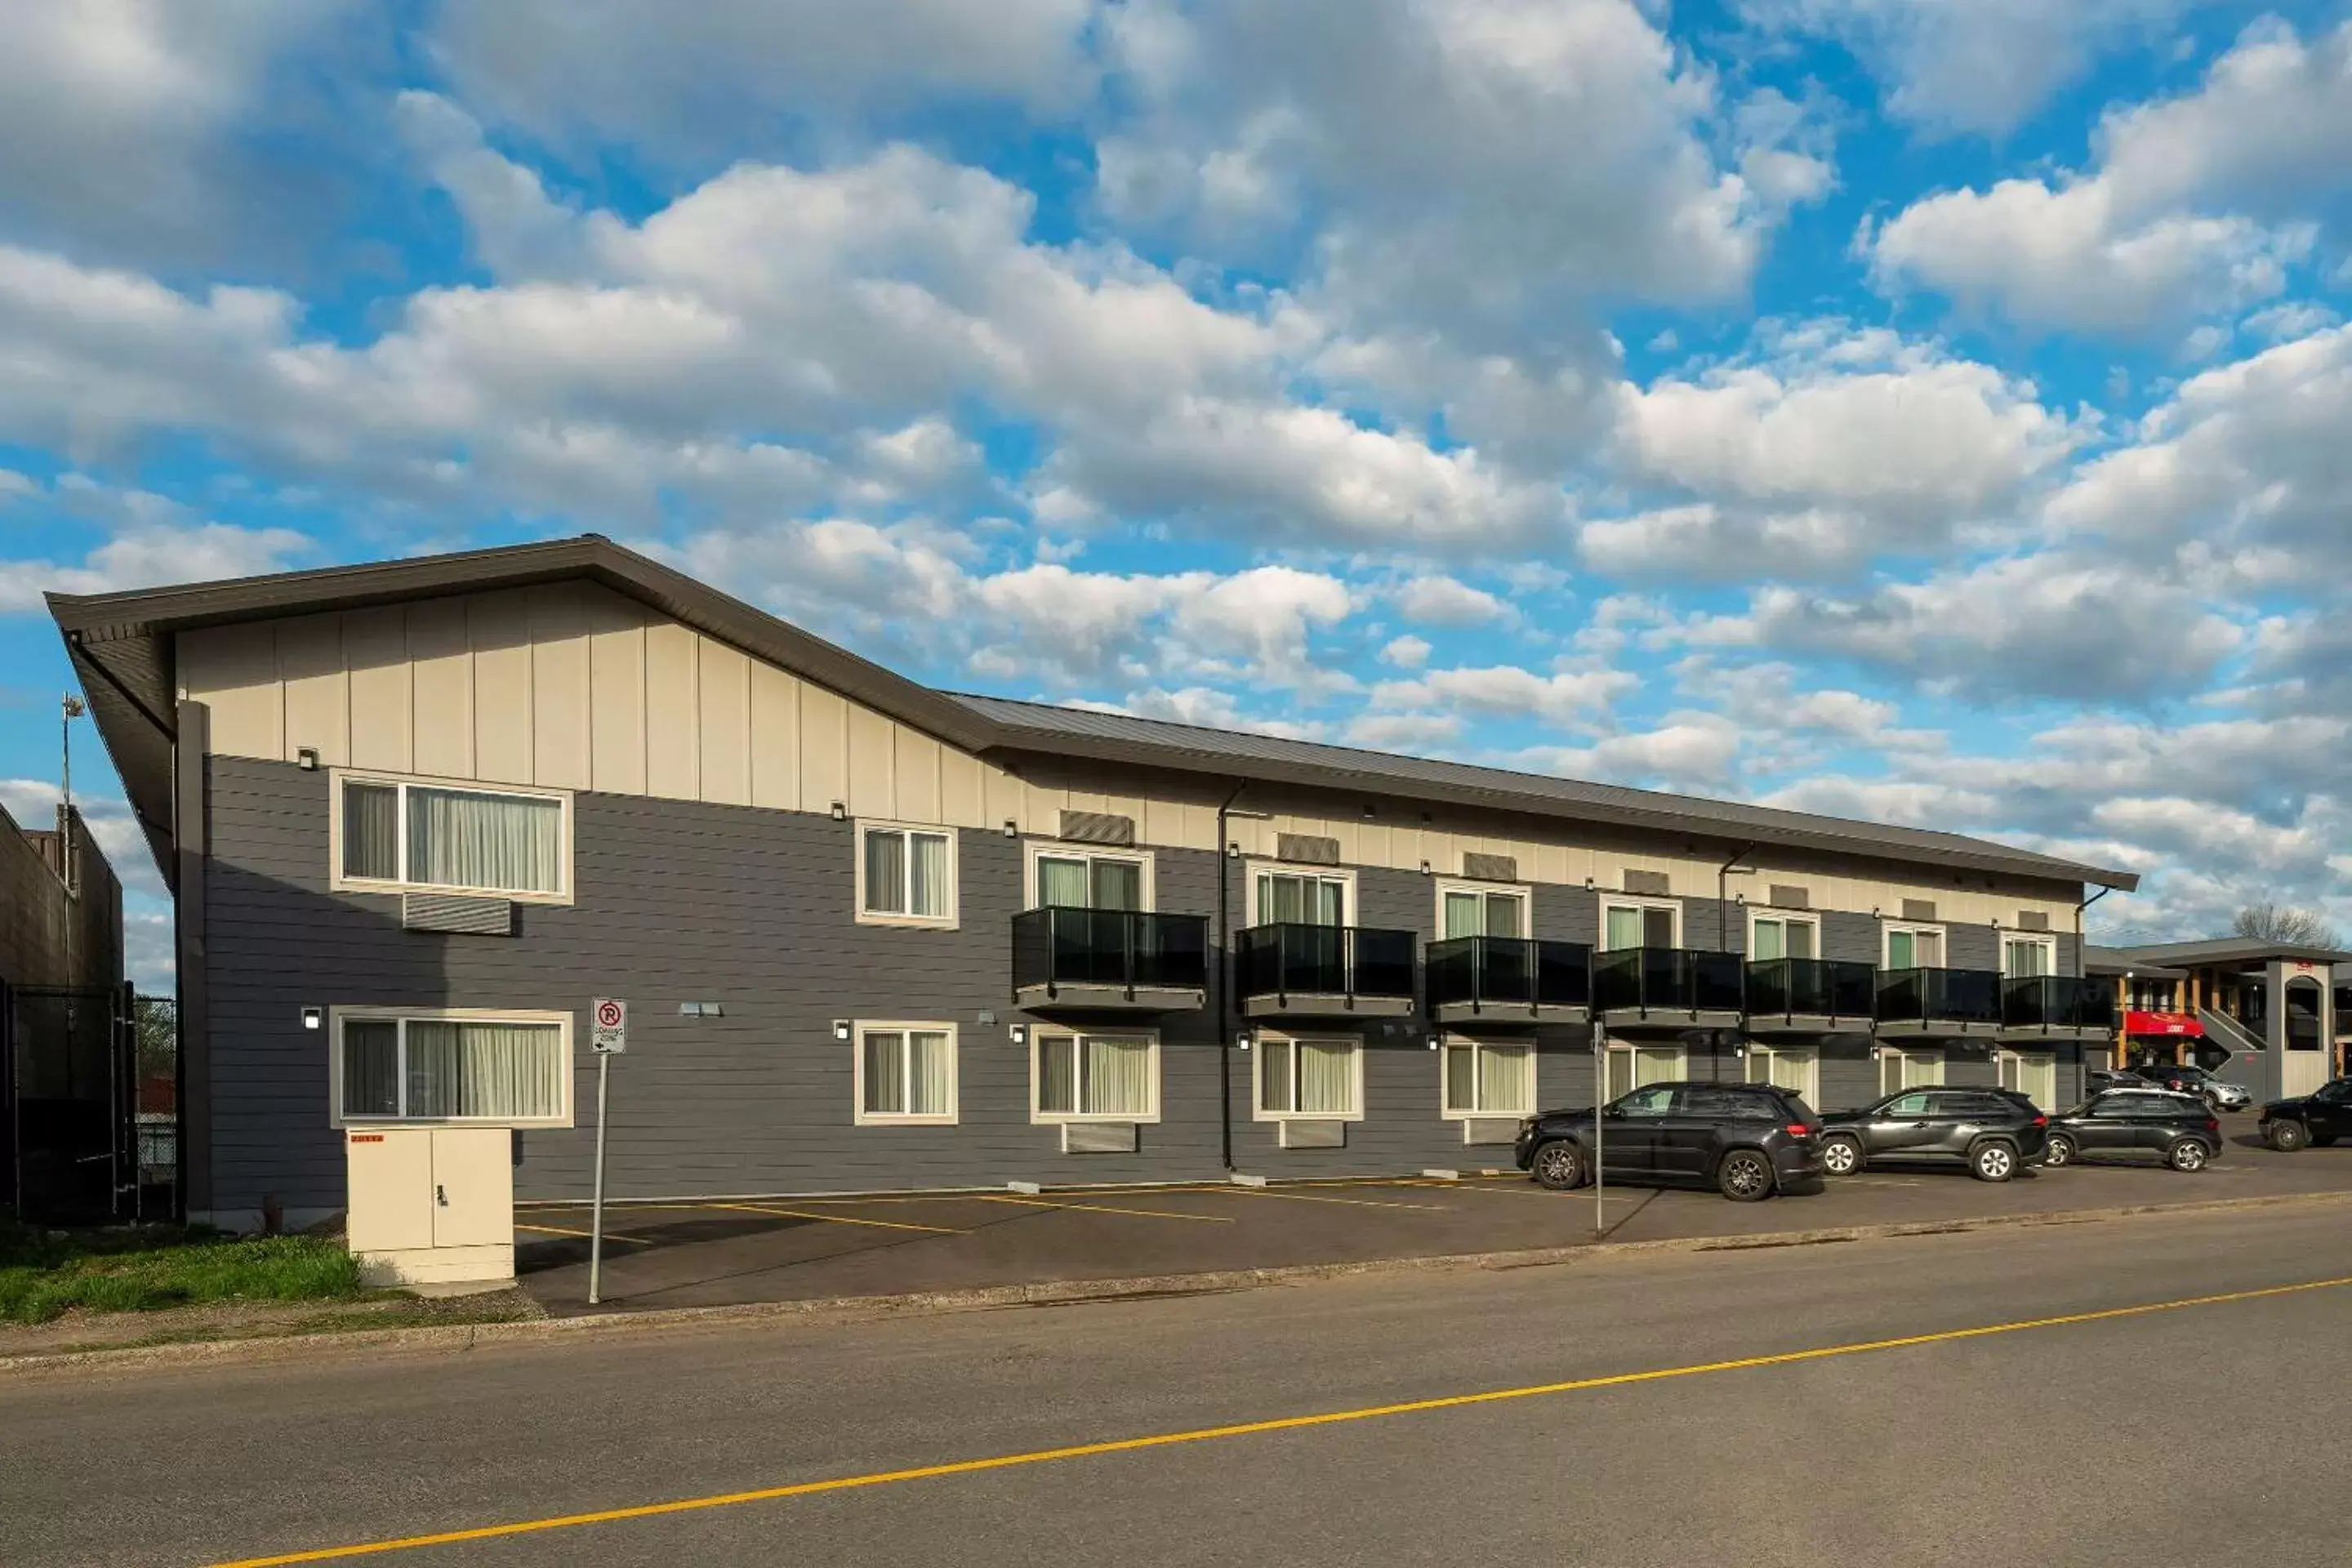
(513, 1222), (657, 1245)
(1214, 1187), (1448, 1212)
(707, 1202), (964, 1236)
(978, 1195), (1234, 1224)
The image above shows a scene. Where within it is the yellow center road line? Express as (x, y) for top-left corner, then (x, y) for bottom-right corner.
(705, 1202), (964, 1236)
(205, 1271), (2352, 1567)
(1209, 1187), (1448, 1213)
(977, 1195), (1234, 1224)
(512, 1223), (656, 1245)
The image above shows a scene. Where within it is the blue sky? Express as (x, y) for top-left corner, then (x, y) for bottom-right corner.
(3, 1), (2350, 988)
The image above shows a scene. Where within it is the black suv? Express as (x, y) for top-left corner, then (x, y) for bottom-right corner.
(2046, 1090), (2221, 1170)
(1515, 1080), (1824, 1202)
(1818, 1088), (2050, 1183)
(2259, 1077), (2352, 1151)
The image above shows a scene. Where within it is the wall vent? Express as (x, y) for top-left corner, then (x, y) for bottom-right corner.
(1279, 1119), (1347, 1149)
(2016, 911), (2051, 932)
(402, 894), (514, 936)
(1900, 898), (1939, 923)
(1058, 810), (1136, 847)
(1769, 884), (1811, 910)
(1623, 869), (1672, 898)
(1060, 1120), (1141, 1154)
(1462, 852), (1519, 883)
(1277, 833), (1343, 866)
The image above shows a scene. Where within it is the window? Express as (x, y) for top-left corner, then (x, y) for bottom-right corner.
(1610, 1085), (1677, 1118)
(1748, 911), (1819, 961)
(1033, 1031), (1159, 1121)
(1744, 1044), (1820, 1105)
(853, 1022), (958, 1125)
(857, 822), (957, 927)
(1438, 882), (1526, 938)
(1441, 1038), (1535, 1116)
(2002, 935), (2056, 977)
(1879, 1047), (1944, 1094)
(332, 773), (569, 901)
(1252, 867), (1350, 926)
(1602, 1042), (1685, 1099)
(1029, 845), (1152, 911)
(332, 1009), (569, 1127)
(1998, 1050), (2056, 1111)
(1257, 1034), (1363, 1120)
(1883, 924), (1946, 969)
(1601, 900), (1678, 951)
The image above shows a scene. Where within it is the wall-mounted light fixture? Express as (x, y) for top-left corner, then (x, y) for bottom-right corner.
(1419, 859), (1432, 875)
(299, 1005), (323, 1031)
(1236, 1029), (1254, 1053)
(1362, 804), (1376, 818)
(296, 747), (320, 772)
(1009, 1023), (1028, 1047)
(1426, 1034), (1441, 1051)
(831, 1018), (852, 1042)
(1226, 841), (1241, 858)
(1002, 818), (1018, 838)
(831, 800), (847, 822)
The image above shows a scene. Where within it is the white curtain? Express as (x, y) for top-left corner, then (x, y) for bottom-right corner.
(1478, 1044), (1534, 1112)
(1090, 859), (1142, 911)
(1788, 922), (1815, 960)
(865, 830), (906, 913)
(1038, 857), (1090, 907)
(1259, 1039), (1294, 1112)
(909, 832), (950, 917)
(399, 1020), (561, 1120)
(1753, 920), (1785, 960)
(1486, 893), (1524, 937)
(406, 1022), (463, 1117)
(1259, 874), (1343, 925)
(342, 1020), (399, 1117)
(1445, 1044), (1477, 1112)
(408, 788), (562, 893)
(2006, 940), (2051, 977)
(864, 1031), (907, 1115)
(1633, 1047), (1682, 1088)
(1298, 1040), (1356, 1114)
(1038, 1036), (1077, 1114)
(909, 1031), (952, 1116)
(1444, 893), (1483, 939)
(343, 783), (399, 880)
(1081, 1036), (1153, 1116)
(1604, 907), (1645, 951)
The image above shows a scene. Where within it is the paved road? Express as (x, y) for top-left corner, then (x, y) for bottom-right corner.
(7, 1206), (2349, 1567)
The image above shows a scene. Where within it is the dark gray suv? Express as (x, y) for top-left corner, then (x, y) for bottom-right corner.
(1818, 1087), (2051, 1182)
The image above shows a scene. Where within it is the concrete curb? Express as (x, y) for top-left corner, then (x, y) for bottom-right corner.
(9, 1187), (2349, 1378)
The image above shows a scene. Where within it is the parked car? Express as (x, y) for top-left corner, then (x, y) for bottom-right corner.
(2089, 1069), (2153, 1094)
(1817, 1088), (2049, 1183)
(1517, 1080), (1824, 1202)
(2045, 1091), (2222, 1171)
(2258, 1077), (2352, 1152)
(2140, 1062), (2252, 1111)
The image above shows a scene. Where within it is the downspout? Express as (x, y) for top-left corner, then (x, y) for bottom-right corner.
(1714, 844), (1757, 1082)
(1214, 779), (1250, 1172)
(2078, 884), (2114, 1071)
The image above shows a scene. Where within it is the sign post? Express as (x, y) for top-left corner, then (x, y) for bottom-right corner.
(1591, 1018), (1606, 1241)
(587, 998), (626, 1306)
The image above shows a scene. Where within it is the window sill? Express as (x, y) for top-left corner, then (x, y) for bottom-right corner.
(1250, 1111), (1365, 1124)
(854, 910), (961, 931)
(1030, 1111), (1161, 1126)
(335, 1116), (573, 1131)
(1440, 1109), (1535, 1121)
(852, 1114), (961, 1128)
(332, 876), (571, 907)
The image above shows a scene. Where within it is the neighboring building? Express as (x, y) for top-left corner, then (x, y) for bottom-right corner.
(1, 796), (127, 1218)
(2097, 938), (2348, 1102)
(51, 537), (2137, 1232)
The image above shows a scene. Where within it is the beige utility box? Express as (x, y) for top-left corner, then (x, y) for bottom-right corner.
(345, 1127), (514, 1287)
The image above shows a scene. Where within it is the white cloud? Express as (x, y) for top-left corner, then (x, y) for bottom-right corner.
(1068, 686), (1330, 741)
(1372, 663), (1635, 726)
(1379, 634), (1432, 669)
(1522, 714), (1743, 789)
(2243, 301), (2340, 342)
(0, 519), (311, 612)
(1391, 575), (1516, 627)
(1344, 711), (1465, 751)
(1866, 20), (2352, 333)
(1757, 775), (1998, 830)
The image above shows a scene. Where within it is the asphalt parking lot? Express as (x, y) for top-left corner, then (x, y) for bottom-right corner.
(514, 1120), (2352, 1316)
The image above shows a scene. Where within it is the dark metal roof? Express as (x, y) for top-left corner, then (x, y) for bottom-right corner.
(48, 534), (2140, 894)
(2083, 945), (2187, 978)
(2105, 938), (2352, 969)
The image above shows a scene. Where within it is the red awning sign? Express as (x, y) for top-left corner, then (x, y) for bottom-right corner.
(2124, 1010), (2204, 1037)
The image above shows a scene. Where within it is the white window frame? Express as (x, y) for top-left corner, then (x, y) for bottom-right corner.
(850, 1020), (960, 1127)
(328, 768), (574, 905)
(1245, 863), (1356, 926)
(1746, 907), (1822, 961)
(2000, 933), (2059, 977)
(1599, 898), (1681, 951)
(1024, 842), (1157, 911)
(1998, 1049), (2057, 1110)
(1253, 1031), (1365, 1122)
(1434, 880), (1529, 940)
(327, 1006), (574, 1129)
(1744, 1043), (1821, 1106)
(1881, 922), (1949, 969)
(1879, 1046), (1946, 1094)
(853, 819), (960, 929)
(1440, 1036), (1539, 1118)
(1601, 1040), (1687, 1100)
(1028, 1028), (1163, 1125)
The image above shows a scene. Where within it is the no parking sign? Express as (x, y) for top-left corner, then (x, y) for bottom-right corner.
(591, 997), (628, 1054)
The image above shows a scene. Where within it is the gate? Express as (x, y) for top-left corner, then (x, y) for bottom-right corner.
(2, 982), (140, 1223)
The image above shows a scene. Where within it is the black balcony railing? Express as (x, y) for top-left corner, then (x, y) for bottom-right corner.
(1426, 936), (1592, 1012)
(1877, 966), (2002, 1027)
(1592, 947), (1744, 1013)
(1011, 907), (1209, 996)
(2002, 974), (2116, 1031)
(1745, 956), (1876, 1019)
(1236, 923), (1417, 1003)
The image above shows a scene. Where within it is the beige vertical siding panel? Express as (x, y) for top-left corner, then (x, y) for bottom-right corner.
(181, 624), (283, 761)
(406, 599), (474, 779)
(697, 638), (752, 806)
(342, 607), (412, 773)
(798, 684), (847, 812)
(845, 703), (894, 816)
(982, 761), (1025, 833)
(582, 590), (647, 797)
(643, 621), (700, 800)
(277, 614), (349, 768)
(526, 585), (592, 789)
(893, 726), (942, 822)
(939, 747), (984, 828)
(469, 590), (535, 785)
(748, 662), (800, 812)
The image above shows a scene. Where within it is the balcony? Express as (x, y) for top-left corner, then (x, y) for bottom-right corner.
(1426, 936), (1592, 1025)
(1236, 923), (1417, 1019)
(1011, 908), (1209, 1012)
(1876, 966), (2002, 1037)
(1592, 947), (1744, 1027)
(1744, 957), (1877, 1034)
(2001, 974), (2117, 1040)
